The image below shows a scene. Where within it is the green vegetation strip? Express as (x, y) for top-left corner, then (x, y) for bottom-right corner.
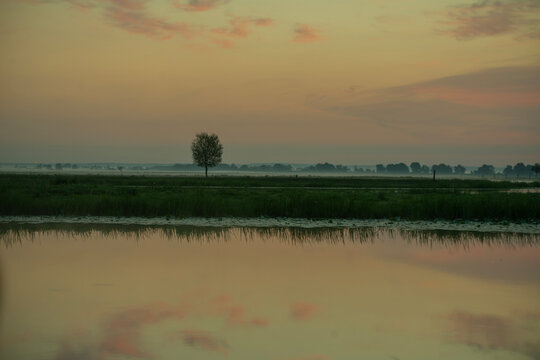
(0, 174), (538, 220)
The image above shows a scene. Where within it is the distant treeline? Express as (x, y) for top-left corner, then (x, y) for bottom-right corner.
(10, 161), (540, 177)
(280, 161), (538, 178)
(374, 162), (539, 178)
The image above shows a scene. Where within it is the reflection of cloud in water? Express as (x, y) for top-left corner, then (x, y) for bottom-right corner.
(290, 302), (318, 321)
(409, 244), (540, 283)
(53, 330), (103, 360)
(446, 311), (511, 348)
(101, 331), (150, 359)
(48, 295), (269, 359)
(105, 304), (187, 331)
(2, 222), (538, 359)
(444, 311), (540, 359)
(251, 317), (270, 326)
(99, 303), (188, 358)
(211, 294), (270, 327)
(175, 329), (229, 355)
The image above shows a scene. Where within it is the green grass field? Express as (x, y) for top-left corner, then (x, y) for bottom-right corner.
(0, 174), (538, 220)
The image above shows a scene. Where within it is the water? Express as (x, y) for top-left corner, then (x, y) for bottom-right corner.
(1, 225), (539, 360)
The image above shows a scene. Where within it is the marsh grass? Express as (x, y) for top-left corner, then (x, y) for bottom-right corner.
(2, 173), (538, 189)
(0, 174), (538, 220)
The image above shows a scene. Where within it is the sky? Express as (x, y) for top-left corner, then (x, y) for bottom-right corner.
(0, 0), (539, 165)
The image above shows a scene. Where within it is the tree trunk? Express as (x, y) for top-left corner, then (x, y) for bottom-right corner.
(432, 170), (436, 181)
(205, 165), (208, 178)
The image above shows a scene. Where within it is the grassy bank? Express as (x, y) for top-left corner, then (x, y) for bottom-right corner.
(0, 174), (538, 220)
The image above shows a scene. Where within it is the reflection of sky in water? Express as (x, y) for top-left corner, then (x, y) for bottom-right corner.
(0, 227), (539, 360)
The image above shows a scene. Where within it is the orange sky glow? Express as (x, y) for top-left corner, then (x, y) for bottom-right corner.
(0, 0), (539, 164)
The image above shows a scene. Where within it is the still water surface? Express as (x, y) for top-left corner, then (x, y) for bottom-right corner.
(1, 225), (539, 360)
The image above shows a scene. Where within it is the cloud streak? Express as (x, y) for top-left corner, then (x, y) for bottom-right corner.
(210, 16), (273, 47)
(312, 66), (540, 144)
(293, 24), (322, 43)
(290, 302), (318, 321)
(175, 329), (229, 355)
(438, 0), (540, 39)
(17, 0), (274, 46)
(105, 7), (196, 40)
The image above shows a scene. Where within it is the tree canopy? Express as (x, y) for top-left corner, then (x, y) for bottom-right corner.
(191, 132), (223, 177)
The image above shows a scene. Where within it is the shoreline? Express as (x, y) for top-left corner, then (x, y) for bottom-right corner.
(1, 216), (539, 234)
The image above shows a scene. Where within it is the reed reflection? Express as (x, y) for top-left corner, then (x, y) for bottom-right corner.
(1, 223), (538, 249)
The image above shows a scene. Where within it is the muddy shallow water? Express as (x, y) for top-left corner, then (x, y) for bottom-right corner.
(1, 224), (539, 360)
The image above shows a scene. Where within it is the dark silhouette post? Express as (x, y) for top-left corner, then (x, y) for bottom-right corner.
(191, 132), (223, 178)
(433, 169), (436, 181)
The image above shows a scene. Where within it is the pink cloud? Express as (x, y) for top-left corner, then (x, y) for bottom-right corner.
(175, 329), (229, 355)
(293, 24), (322, 43)
(18, 0), (276, 47)
(173, 0), (229, 12)
(212, 16), (274, 40)
(105, 7), (196, 40)
(18, 0), (146, 9)
(290, 302), (318, 321)
(438, 0), (540, 40)
(315, 66), (540, 143)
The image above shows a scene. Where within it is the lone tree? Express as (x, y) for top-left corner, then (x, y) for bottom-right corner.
(191, 132), (223, 178)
